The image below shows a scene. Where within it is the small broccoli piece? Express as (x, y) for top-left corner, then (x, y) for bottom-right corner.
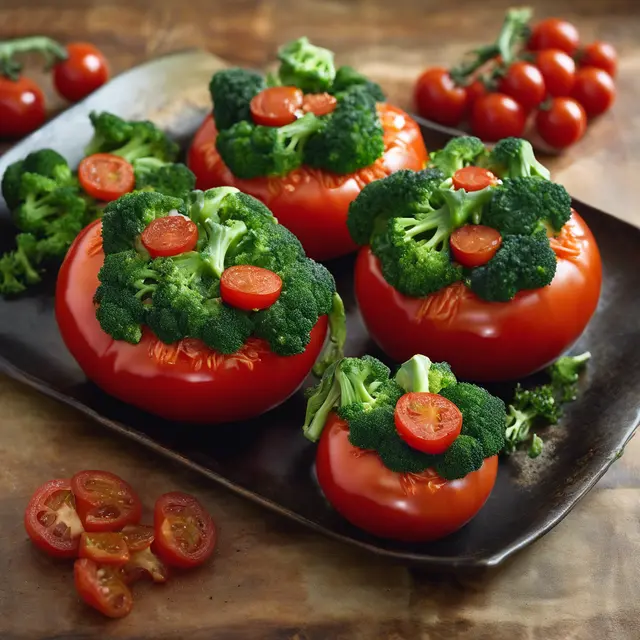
(85, 111), (179, 163)
(13, 185), (87, 236)
(277, 37), (336, 93)
(133, 158), (196, 199)
(427, 136), (487, 178)
(12, 233), (42, 286)
(395, 355), (457, 395)
(488, 137), (550, 180)
(484, 177), (572, 236)
(0, 254), (27, 295)
(330, 65), (386, 102)
(528, 434), (544, 458)
(209, 68), (266, 131)
(98, 250), (162, 298)
(2, 160), (26, 210)
(36, 212), (87, 260)
(469, 233), (557, 302)
(198, 299), (255, 354)
(548, 351), (591, 402)
(304, 85), (384, 175)
(312, 292), (347, 377)
(230, 223), (304, 272)
(435, 435), (485, 480)
(94, 284), (146, 344)
(200, 219), (247, 278)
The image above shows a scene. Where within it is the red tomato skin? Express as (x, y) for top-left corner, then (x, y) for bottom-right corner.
(470, 93), (526, 142)
(535, 49), (576, 97)
(580, 41), (617, 78)
(74, 558), (133, 619)
(316, 414), (498, 542)
(53, 42), (110, 103)
(572, 67), (616, 117)
(536, 97), (587, 149)
(187, 105), (428, 261)
(528, 18), (580, 55)
(55, 220), (328, 423)
(414, 67), (468, 126)
(499, 62), (546, 112)
(0, 76), (46, 139)
(465, 80), (488, 109)
(355, 211), (602, 381)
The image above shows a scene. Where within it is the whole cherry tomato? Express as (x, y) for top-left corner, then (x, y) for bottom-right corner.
(470, 93), (526, 141)
(571, 67), (616, 117)
(536, 97), (587, 148)
(499, 61), (546, 111)
(528, 18), (580, 55)
(535, 49), (576, 97)
(0, 76), (46, 139)
(465, 79), (488, 109)
(53, 42), (109, 102)
(414, 67), (468, 126)
(579, 41), (617, 77)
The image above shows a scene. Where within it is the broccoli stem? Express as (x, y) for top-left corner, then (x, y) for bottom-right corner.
(312, 293), (346, 377)
(395, 355), (432, 394)
(303, 374), (342, 442)
(0, 36), (68, 80)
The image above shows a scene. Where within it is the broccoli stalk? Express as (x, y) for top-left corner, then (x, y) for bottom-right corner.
(548, 352), (591, 401)
(276, 37), (336, 93)
(312, 293), (346, 377)
(395, 355), (457, 395)
(201, 219), (247, 278)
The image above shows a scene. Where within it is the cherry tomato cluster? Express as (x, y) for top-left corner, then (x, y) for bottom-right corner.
(414, 15), (618, 150)
(24, 470), (216, 619)
(0, 38), (109, 140)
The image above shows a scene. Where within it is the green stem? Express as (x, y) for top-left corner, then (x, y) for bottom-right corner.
(0, 36), (68, 80)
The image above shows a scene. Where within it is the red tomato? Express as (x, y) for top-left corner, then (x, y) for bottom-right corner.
(71, 470), (142, 532)
(536, 97), (587, 149)
(394, 392), (462, 455)
(121, 547), (169, 584)
(188, 105), (427, 261)
(24, 479), (84, 558)
(79, 532), (130, 566)
(0, 76), (46, 139)
(571, 67), (616, 117)
(354, 211), (602, 381)
(499, 61), (546, 111)
(140, 215), (199, 258)
(450, 225), (502, 268)
(53, 42), (109, 103)
(74, 558), (133, 618)
(120, 524), (155, 552)
(250, 86), (303, 126)
(78, 153), (135, 202)
(153, 492), (216, 569)
(316, 414), (498, 542)
(220, 265), (283, 311)
(579, 41), (618, 77)
(470, 93), (526, 141)
(55, 220), (328, 423)
(451, 166), (498, 192)
(465, 79), (488, 109)
(302, 92), (337, 116)
(535, 49), (576, 97)
(414, 67), (468, 126)
(528, 18), (580, 55)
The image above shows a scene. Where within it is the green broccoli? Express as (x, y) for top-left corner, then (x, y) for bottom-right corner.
(435, 435), (485, 480)
(330, 65), (386, 102)
(0, 233), (44, 295)
(487, 137), (550, 180)
(198, 298), (254, 354)
(469, 233), (557, 302)
(209, 68), (266, 131)
(312, 292), (347, 377)
(94, 284), (147, 344)
(133, 158), (196, 198)
(394, 354), (457, 395)
(427, 136), (487, 178)
(548, 352), (591, 402)
(13, 185), (87, 235)
(277, 37), (336, 93)
(201, 219), (247, 278)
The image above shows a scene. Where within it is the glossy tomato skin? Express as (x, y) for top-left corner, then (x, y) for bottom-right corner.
(316, 414), (498, 542)
(0, 76), (46, 139)
(53, 42), (110, 103)
(470, 93), (526, 141)
(355, 211), (602, 382)
(55, 219), (328, 423)
(414, 67), (468, 126)
(187, 105), (428, 261)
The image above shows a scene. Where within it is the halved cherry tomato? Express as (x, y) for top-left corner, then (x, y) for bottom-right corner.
(78, 153), (135, 202)
(414, 67), (468, 126)
(140, 215), (199, 258)
(536, 97), (587, 149)
(0, 76), (46, 139)
(535, 49), (576, 97)
(579, 41), (618, 77)
(470, 93), (525, 141)
(153, 492), (216, 569)
(74, 558), (133, 618)
(528, 18), (580, 55)
(452, 166), (498, 192)
(394, 392), (463, 455)
(121, 547), (168, 584)
(79, 532), (130, 566)
(498, 61), (546, 112)
(24, 479), (84, 558)
(121, 524), (155, 552)
(220, 265), (283, 311)
(450, 224), (502, 268)
(71, 470), (142, 533)
(302, 92), (337, 116)
(53, 42), (110, 103)
(571, 67), (616, 117)
(250, 86), (303, 127)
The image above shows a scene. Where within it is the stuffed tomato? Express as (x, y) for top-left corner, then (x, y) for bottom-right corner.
(303, 354), (503, 542)
(348, 136), (602, 381)
(56, 187), (345, 423)
(187, 37), (428, 261)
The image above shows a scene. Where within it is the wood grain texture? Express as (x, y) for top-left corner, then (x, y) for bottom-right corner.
(0, 1), (639, 638)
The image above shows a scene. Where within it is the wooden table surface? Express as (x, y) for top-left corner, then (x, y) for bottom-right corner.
(1, 1), (639, 638)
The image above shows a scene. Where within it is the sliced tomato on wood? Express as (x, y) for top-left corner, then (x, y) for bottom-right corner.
(121, 524), (155, 552)
(220, 265), (283, 311)
(121, 547), (169, 585)
(74, 558), (133, 618)
(78, 153), (135, 202)
(140, 215), (199, 258)
(79, 532), (130, 566)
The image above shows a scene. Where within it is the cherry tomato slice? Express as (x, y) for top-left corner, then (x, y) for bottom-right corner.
(53, 42), (110, 103)
(220, 265), (283, 311)
(78, 153), (135, 202)
(121, 547), (169, 585)
(452, 166), (498, 192)
(394, 392), (463, 455)
(250, 86), (303, 127)
(153, 492), (216, 569)
(0, 76), (46, 140)
(74, 558), (133, 619)
(24, 479), (84, 558)
(450, 225), (503, 268)
(79, 532), (130, 566)
(528, 18), (580, 55)
(302, 92), (337, 116)
(140, 215), (199, 258)
(579, 41), (617, 78)
(121, 524), (155, 552)
(571, 67), (616, 117)
(71, 470), (142, 533)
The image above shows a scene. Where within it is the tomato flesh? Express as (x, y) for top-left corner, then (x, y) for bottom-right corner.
(71, 470), (142, 533)
(153, 492), (216, 569)
(450, 224), (502, 268)
(452, 166), (498, 192)
(121, 546), (168, 584)
(53, 42), (110, 103)
(121, 524), (155, 552)
(141, 215), (199, 258)
(302, 93), (337, 116)
(78, 153), (135, 202)
(220, 265), (283, 311)
(250, 86), (303, 127)
(24, 479), (84, 558)
(394, 392), (462, 455)
(79, 532), (130, 566)
(74, 558), (133, 618)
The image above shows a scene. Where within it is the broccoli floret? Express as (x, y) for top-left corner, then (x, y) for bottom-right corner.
(304, 85), (384, 175)
(216, 113), (322, 179)
(36, 211), (86, 259)
(1, 160), (26, 210)
(200, 219), (247, 278)
(548, 352), (591, 402)
(427, 136), (487, 177)
(395, 355), (457, 395)
(209, 68), (266, 131)
(435, 435), (485, 480)
(133, 158), (196, 198)
(198, 299), (254, 354)
(277, 37), (336, 93)
(13, 186), (87, 235)
(484, 177), (572, 236)
(487, 137), (550, 180)
(85, 111), (179, 163)
(230, 223), (304, 272)
(330, 65), (386, 102)
(94, 284), (146, 344)
(469, 233), (557, 302)
(98, 250), (161, 297)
